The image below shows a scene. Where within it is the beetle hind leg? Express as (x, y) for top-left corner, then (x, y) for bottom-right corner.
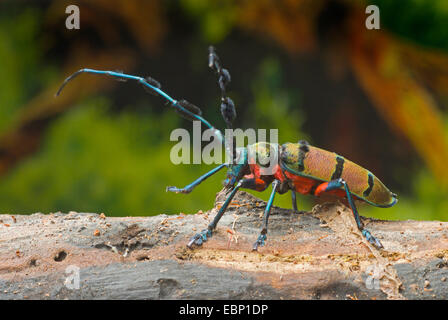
(315, 178), (384, 249)
(291, 190), (298, 212)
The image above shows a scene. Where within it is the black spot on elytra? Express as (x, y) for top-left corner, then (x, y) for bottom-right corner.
(331, 156), (345, 180)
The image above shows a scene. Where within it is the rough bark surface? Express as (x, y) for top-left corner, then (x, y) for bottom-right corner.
(0, 190), (447, 300)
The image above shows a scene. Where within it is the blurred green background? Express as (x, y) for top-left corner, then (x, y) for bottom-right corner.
(0, 0), (447, 220)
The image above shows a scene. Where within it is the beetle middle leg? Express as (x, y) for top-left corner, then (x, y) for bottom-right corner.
(187, 177), (269, 249)
(314, 178), (384, 249)
(252, 179), (280, 251)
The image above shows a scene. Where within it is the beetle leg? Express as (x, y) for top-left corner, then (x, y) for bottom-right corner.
(314, 178), (384, 249)
(187, 179), (243, 248)
(166, 163), (227, 194)
(253, 180), (280, 251)
(291, 191), (298, 212)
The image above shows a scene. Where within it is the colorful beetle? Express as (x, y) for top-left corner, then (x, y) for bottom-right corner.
(56, 46), (397, 251)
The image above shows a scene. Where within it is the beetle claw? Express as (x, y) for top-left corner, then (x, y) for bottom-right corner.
(187, 229), (212, 249)
(362, 229), (384, 249)
(252, 234), (267, 251)
(166, 186), (191, 194)
(166, 186), (178, 193)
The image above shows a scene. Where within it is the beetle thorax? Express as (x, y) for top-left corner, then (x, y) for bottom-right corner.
(247, 142), (280, 171)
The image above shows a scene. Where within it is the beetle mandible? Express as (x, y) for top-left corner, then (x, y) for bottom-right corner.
(56, 46), (397, 251)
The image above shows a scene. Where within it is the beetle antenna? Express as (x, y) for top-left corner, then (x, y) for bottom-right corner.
(208, 46), (237, 129)
(208, 46), (237, 162)
(55, 68), (224, 145)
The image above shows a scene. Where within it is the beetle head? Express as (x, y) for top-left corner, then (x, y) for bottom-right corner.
(223, 147), (249, 187)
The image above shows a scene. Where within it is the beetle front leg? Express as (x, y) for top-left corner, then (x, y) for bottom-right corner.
(187, 179), (243, 248)
(167, 163), (227, 194)
(315, 178), (384, 249)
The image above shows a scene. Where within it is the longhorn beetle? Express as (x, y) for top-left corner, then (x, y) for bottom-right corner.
(56, 46), (398, 251)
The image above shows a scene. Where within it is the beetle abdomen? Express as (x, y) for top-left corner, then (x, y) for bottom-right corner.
(281, 142), (397, 207)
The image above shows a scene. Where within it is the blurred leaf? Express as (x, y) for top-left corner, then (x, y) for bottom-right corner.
(0, 99), (225, 216)
(0, 8), (50, 131)
(237, 0), (325, 53)
(0, 48), (135, 176)
(46, 0), (166, 52)
(369, 0), (448, 51)
(349, 18), (448, 188)
(180, 0), (237, 43)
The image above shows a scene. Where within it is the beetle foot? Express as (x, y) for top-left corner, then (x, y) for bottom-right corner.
(187, 228), (212, 248)
(166, 186), (191, 194)
(362, 229), (384, 249)
(252, 234), (267, 251)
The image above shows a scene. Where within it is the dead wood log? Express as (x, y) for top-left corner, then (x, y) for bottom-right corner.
(0, 191), (447, 300)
